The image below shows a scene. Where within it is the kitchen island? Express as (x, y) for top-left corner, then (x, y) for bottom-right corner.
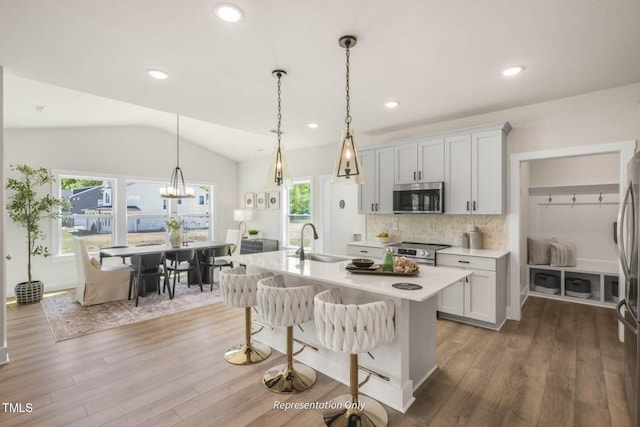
(226, 249), (471, 413)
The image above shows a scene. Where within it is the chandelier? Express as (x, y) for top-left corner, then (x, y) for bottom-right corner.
(160, 115), (195, 198)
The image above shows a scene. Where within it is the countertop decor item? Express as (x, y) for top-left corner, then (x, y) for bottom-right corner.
(351, 258), (374, 268)
(6, 164), (70, 303)
(376, 232), (390, 244)
(331, 35), (364, 184)
(248, 229), (260, 239)
(160, 115), (195, 199)
(469, 226), (482, 249)
(266, 69), (291, 189)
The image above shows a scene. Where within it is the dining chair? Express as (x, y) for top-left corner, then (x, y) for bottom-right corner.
(165, 249), (202, 296)
(213, 229), (241, 273)
(129, 252), (169, 307)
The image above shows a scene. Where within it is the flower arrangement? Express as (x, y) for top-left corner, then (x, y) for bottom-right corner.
(166, 216), (184, 231)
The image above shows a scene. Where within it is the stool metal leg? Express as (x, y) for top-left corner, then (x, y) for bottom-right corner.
(262, 326), (316, 393)
(225, 307), (272, 365)
(321, 354), (388, 427)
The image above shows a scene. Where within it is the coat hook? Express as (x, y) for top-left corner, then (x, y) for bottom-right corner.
(548, 194), (552, 203)
(599, 192), (603, 202)
(572, 193), (576, 203)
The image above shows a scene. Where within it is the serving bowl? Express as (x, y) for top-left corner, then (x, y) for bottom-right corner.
(351, 258), (375, 268)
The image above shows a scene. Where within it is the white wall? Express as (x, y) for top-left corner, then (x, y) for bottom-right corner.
(4, 126), (238, 296)
(238, 143), (364, 252)
(529, 153), (620, 187)
(1, 66), (8, 364)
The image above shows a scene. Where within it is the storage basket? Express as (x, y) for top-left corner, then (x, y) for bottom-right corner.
(566, 278), (591, 299)
(15, 281), (44, 304)
(534, 273), (560, 294)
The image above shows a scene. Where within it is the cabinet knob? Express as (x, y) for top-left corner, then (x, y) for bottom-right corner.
(413, 171), (417, 181)
(466, 201), (470, 211)
(418, 171), (422, 180)
(360, 250), (369, 253)
(371, 203), (374, 211)
(458, 260), (470, 264)
(473, 201), (477, 211)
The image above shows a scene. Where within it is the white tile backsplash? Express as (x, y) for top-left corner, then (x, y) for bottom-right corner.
(366, 214), (507, 250)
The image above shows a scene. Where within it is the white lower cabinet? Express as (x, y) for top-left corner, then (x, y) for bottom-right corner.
(436, 251), (508, 330)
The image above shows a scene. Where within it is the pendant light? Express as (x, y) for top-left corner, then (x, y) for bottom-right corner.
(266, 69), (291, 189)
(160, 115), (195, 198)
(331, 35), (365, 184)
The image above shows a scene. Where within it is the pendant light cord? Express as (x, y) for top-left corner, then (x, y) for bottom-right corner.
(345, 40), (352, 133)
(176, 115), (180, 167)
(277, 72), (282, 146)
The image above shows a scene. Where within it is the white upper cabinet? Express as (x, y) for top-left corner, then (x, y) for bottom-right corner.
(394, 138), (444, 184)
(444, 134), (472, 214)
(358, 147), (394, 214)
(444, 124), (509, 215)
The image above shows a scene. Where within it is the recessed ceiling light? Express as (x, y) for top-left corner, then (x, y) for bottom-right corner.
(147, 69), (169, 80)
(215, 4), (243, 22)
(307, 123), (319, 129)
(501, 66), (524, 77)
(384, 101), (399, 109)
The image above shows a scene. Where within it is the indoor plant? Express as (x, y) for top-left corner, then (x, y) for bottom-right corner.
(166, 216), (184, 248)
(248, 229), (260, 239)
(6, 164), (69, 303)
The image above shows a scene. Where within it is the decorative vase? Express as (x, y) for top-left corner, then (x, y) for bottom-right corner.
(168, 228), (182, 248)
(15, 280), (44, 304)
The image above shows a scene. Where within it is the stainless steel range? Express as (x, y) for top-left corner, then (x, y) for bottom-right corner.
(386, 242), (450, 266)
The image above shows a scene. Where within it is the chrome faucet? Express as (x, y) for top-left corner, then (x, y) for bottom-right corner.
(299, 223), (319, 261)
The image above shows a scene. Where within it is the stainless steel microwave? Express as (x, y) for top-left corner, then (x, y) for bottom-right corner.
(393, 182), (444, 214)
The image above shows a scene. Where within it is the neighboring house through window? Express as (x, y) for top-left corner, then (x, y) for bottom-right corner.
(284, 178), (313, 248)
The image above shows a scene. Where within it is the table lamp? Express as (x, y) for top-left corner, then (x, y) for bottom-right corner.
(233, 209), (253, 239)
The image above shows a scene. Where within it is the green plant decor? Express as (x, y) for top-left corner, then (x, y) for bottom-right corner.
(166, 216), (184, 231)
(6, 164), (69, 284)
(248, 229), (260, 235)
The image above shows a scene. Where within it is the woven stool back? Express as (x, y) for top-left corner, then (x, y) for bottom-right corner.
(314, 288), (395, 354)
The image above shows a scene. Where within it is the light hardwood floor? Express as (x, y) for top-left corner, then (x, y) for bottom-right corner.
(0, 295), (633, 426)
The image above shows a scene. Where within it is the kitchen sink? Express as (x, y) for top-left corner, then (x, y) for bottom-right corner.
(288, 253), (350, 263)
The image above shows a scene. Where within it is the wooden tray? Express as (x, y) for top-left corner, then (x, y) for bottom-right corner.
(346, 266), (419, 276)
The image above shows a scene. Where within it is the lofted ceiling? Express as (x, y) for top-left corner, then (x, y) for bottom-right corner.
(1, 0), (640, 162)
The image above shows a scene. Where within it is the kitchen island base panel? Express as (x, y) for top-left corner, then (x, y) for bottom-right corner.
(252, 289), (438, 413)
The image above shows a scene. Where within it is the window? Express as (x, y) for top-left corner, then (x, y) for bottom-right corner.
(126, 181), (169, 246)
(57, 174), (115, 255)
(284, 179), (312, 248)
(54, 171), (217, 257)
(126, 181), (212, 245)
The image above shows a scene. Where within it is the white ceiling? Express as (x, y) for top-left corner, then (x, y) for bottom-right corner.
(1, 0), (640, 162)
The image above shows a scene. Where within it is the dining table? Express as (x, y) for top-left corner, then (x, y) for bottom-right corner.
(99, 240), (231, 288)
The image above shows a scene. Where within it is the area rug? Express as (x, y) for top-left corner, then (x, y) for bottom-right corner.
(41, 282), (222, 342)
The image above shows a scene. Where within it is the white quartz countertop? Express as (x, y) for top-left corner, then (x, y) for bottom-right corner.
(437, 247), (510, 259)
(227, 249), (471, 302)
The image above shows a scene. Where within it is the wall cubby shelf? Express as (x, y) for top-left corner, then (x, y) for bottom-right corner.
(527, 261), (619, 308)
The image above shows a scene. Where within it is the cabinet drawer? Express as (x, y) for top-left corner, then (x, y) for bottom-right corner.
(346, 245), (384, 259)
(437, 254), (496, 271)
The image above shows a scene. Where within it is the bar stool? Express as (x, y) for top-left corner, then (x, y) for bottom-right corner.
(256, 277), (317, 393)
(314, 288), (395, 427)
(219, 266), (276, 365)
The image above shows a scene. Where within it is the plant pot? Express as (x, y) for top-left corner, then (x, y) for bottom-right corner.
(168, 229), (182, 248)
(15, 280), (44, 304)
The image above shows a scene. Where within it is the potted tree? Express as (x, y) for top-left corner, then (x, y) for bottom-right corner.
(6, 165), (69, 303)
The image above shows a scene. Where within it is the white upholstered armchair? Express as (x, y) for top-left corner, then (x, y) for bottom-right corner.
(73, 237), (131, 306)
